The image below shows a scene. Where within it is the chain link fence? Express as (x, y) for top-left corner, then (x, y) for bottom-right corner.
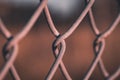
(0, 0), (120, 80)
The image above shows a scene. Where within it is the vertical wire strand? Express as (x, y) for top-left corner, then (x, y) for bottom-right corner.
(46, 40), (66, 80)
(0, 44), (19, 80)
(44, 6), (72, 80)
(44, 0), (95, 79)
(84, 40), (105, 80)
(0, 19), (21, 80)
(87, 5), (109, 77)
(84, 12), (120, 80)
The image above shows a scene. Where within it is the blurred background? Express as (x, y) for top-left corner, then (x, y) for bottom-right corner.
(0, 0), (120, 80)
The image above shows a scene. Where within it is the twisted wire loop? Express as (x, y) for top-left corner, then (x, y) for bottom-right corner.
(0, 19), (20, 80)
(84, 4), (120, 79)
(0, 0), (48, 80)
(0, 0), (120, 80)
(44, 6), (72, 80)
(86, 1), (109, 78)
(45, 0), (95, 79)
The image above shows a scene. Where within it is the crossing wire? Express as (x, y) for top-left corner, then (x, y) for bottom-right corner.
(0, 0), (120, 80)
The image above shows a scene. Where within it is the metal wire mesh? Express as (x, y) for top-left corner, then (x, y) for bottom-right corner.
(0, 0), (120, 80)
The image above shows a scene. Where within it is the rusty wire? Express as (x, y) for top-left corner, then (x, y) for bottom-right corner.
(0, 0), (120, 80)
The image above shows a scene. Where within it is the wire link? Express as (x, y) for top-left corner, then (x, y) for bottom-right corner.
(0, 19), (20, 80)
(0, 0), (120, 80)
(44, 5), (72, 80)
